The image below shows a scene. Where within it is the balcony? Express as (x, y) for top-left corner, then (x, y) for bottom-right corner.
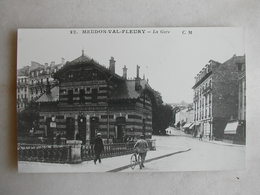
(193, 94), (199, 102)
(202, 86), (212, 95)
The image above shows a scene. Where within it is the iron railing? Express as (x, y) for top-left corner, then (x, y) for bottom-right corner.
(18, 144), (71, 163)
(18, 139), (156, 163)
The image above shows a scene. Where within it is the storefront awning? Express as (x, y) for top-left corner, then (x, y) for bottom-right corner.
(224, 121), (238, 134)
(189, 123), (195, 129)
(183, 123), (192, 128)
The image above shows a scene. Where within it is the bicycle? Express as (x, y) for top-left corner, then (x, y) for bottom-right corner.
(130, 152), (141, 170)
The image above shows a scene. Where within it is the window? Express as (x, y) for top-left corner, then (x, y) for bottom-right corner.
(91, 88), (98, 103)
(128, 115), (142, 120)
(68, 89), (73, 104)
(237, 63), (242, 71)
(68, 73), (73, 79)
(79, 89), (85, 104)
(101, 115), (113, 119)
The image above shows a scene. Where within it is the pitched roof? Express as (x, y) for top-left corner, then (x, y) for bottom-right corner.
(110, 79), (152, 100)
(56, 54), (123, 81)
(69, 54), (92, 64)
(36, 86), (59, 102)
(29, 61), (45, 72)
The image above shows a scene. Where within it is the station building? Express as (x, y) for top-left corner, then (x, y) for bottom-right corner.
(36, 51), (156, 144)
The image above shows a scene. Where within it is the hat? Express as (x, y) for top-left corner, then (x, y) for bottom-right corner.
(97, 133), (101, 136)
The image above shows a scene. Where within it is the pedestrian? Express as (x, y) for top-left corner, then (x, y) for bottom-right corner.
(93, 133), (104, 164)
(199, 131), (203, 141)
(134, 134), (148, 169)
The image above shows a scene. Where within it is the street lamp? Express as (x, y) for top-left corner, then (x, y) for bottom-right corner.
(209, 119), (213, 141)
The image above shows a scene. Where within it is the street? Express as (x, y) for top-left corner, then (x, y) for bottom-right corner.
(122, 134), (245, 172)
(19, 130), (245, 172)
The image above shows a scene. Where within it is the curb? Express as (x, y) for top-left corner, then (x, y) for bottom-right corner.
(107, 148), (191, 172)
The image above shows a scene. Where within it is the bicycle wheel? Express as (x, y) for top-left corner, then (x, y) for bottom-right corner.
(137, 154), (142, 169)
(130, 154), (137, 170)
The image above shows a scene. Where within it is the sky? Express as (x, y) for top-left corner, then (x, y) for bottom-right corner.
(17, 27), (244, 104)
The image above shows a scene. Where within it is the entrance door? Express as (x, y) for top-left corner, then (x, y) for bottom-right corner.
(66, 117), (75, 140)
(78, 116), (86, 144)
(116, 117), (126, 141)
(90, 117), (99, 144)
(46, 117), (52, 138)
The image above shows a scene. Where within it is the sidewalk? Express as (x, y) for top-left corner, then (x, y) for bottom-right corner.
(169, 127), (244, 147)
(18, 144), (190, 173)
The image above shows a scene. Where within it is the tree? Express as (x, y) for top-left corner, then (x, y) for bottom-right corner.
(17, 102), (39, 137)
(151, 91), (173, 135)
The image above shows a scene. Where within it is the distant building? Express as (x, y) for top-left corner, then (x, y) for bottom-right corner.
(17, 58), (65, 112)
(17, 76), (29, 111)
(192, 55), (245, 141)
(36, 51), (156, 144)
(174, 106), (194, 131)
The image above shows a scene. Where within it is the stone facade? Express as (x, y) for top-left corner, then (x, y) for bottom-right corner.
(36, 52), (155, 144)
(17, 76), (29, 111)
(193, 55), (245, 140)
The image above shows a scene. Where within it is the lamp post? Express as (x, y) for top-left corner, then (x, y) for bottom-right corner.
(106, 76), (112, 143)
(209, 119), (213, 141)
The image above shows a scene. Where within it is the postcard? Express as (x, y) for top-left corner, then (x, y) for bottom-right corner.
(17, 27), (245, 172)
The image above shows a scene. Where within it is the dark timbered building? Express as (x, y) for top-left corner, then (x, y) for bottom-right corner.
(36, 51), (155, 144)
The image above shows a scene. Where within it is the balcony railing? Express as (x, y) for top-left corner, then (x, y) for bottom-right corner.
(202, 86), (212, 95)
(193, 95), (199, 101)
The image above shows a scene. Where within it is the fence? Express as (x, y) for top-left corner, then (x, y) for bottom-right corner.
(18, 139), (156, 164)
(18, 144), (71, 163)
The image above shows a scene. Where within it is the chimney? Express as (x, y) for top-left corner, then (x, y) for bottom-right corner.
(123, 65), (127, 79)
(109, 57), (115, 73)
(135, 65), (141, 91)
(136, 65), (140, 79)
(82, 49), (85, 56)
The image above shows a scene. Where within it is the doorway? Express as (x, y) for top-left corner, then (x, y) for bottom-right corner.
(78, 116), (86, 144)
(90, 117), (99, 144)
(116, 117), (126, 142)
(66, 117), (75, 140)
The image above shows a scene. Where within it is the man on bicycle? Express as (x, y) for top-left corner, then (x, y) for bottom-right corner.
(134, 134), (148, 169)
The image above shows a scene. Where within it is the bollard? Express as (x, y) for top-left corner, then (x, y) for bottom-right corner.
(66, 140), (82, 164)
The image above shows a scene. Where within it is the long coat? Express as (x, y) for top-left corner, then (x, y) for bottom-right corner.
(134, 139), (148, 153)
(94, 137), (104, 153)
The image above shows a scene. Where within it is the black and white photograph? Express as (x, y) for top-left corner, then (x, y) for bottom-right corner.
(17, 27), (246, 172)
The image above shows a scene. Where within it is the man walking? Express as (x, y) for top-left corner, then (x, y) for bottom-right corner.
(134, 134), (148, 169)
(93, 133), (104, 164)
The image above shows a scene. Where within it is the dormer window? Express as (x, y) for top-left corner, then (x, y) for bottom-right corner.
(92, 72), (97, 80)
(68, 73), (73, 79)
